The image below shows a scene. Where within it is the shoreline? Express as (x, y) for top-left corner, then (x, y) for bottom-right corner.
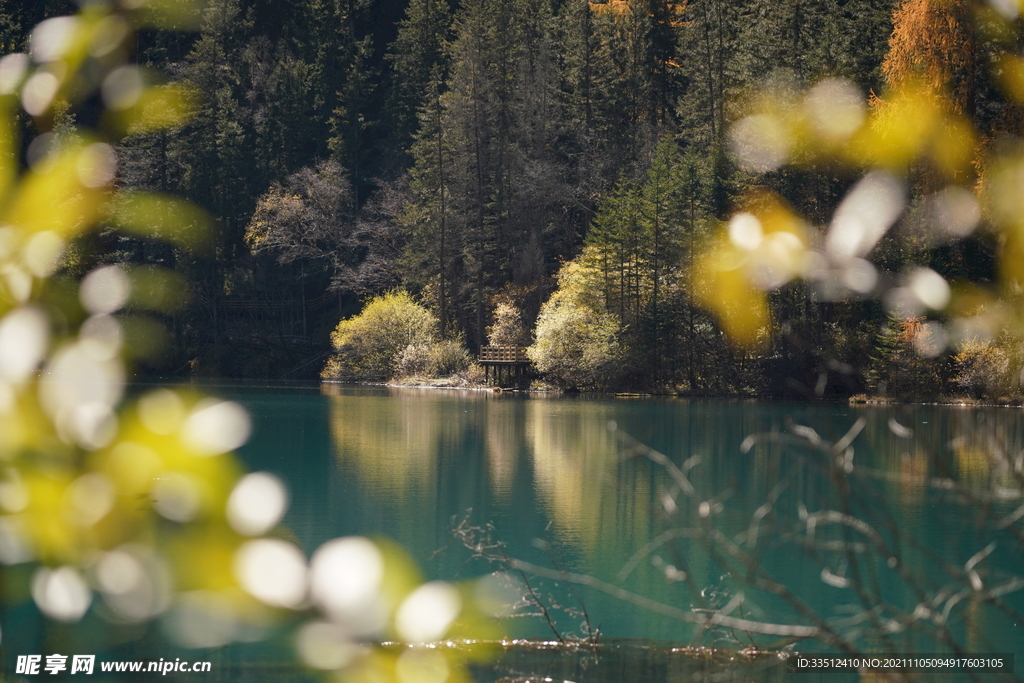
(320, 378), (1024, 407)
(849, 394), (1024, 408)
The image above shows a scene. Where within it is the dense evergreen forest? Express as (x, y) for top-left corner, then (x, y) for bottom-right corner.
(3, 0), (1020, 396)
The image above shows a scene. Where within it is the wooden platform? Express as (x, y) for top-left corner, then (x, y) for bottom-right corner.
(478, 346), (529, 387)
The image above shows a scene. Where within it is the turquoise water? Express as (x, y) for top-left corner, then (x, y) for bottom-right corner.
(229, 385), (1023, 667)
(3, 383), (1022, 682)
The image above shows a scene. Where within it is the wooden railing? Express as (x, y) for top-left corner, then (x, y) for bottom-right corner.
(478, 346), (529, 363)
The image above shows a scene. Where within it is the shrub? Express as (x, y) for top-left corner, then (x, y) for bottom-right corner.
(487, 302), (531, 347)
(454, 362), (486, 385)
(395, 339), (472, 378)
(322, 290), (437, 381)
(528, 262), (622, 390)
(953, 338), (1013, 399)
(428, 338), (472, 376)
(396, 343), (432, 377)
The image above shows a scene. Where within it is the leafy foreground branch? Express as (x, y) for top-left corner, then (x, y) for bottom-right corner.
(0, 7), (506, 683)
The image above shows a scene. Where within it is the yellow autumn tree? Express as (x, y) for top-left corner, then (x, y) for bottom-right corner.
(882, 0), (976, 117)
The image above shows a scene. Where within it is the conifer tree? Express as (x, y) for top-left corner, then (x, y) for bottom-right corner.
(879, 0), (1022, 189)
(553, 0), (611, 232)
(843, 0), (899, 93)
(556, 0), (598, 132)
(401, 0), (566, 347)
(173, 0), (253, 247)
(585, 179), (644, 322)
(883, 0), (976, 116)
(385, 0), (452, 170)
(326, 35), (378, 203)
(675, 0), (742, 215)
(639, 136), (685, 357)
(403, 68), (455, 334)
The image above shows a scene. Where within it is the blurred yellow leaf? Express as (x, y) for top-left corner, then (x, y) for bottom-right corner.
(127, 266), (191, 313)
(997, 53), (1024, 105)
(27, 8), (115, 116)
(0, 99), (14, 206)
(345, 649), (399, 682)
(446, 583), (505, 647)
(120, 314), (171, 360)
(799, 78), (868, 152)
(931, 116), (976, 180)
(693, 237), (770, 349)
(4, 144), (107, 237)
(852, 81), (941, 170)
(0, 391), (67, 461)
(169, 527), (241, 591)
(23, 470), (78, 562)
(739, 190), (805, 239)
(985, 152), (1024, 292)
(375, 539), (425, 622)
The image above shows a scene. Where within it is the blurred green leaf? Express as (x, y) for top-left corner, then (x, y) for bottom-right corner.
(127, 265), (191, 313)
(109, 190), (211, 250)
(106, 84), (199, 134)
(120, 313), (170, 361)
(131, 0), (206, 31)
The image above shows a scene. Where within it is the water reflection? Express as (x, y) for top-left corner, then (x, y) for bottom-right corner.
(304, 388), (1024, 659)
(323, 385), (448, 496)
(483, 399), (523, 503)
(526, 399), (630, 552)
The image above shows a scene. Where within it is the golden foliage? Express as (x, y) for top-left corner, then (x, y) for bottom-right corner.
(882, 0), (975, 116)
(590, 0), (686, 22)
(323, 290), (438, 380)
(695, 0), (1024, 352)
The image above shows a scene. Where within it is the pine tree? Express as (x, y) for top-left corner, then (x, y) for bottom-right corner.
(403, 67), (455, 334)
(556, 0), (598, 132)
(326, 36), (378, 203)
(401, 0), (567, 347)
(639, 136), (685, 366)
(676, 0), (742, 215)
(508, 0), (567, 281)
(579, 131), (725, 385)
(585, 179), (644, 323)
(844, 0), (899, 94)
(384, 0), (453, 170)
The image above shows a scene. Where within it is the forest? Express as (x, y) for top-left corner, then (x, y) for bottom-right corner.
(2, 0), (1022, 397)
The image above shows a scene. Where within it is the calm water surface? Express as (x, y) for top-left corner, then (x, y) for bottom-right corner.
(219, 384), (1023, 680)
(6, 383), (1021, 682)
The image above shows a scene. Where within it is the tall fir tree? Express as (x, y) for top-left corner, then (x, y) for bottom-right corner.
(384, 0), (453, 173)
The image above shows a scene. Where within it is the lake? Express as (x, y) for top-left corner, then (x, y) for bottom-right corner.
(3, 383), (1021, 682)
(228, 383), (1023, 681)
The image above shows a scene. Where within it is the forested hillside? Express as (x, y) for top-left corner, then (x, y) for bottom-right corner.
(2, 0), (1019, 396)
